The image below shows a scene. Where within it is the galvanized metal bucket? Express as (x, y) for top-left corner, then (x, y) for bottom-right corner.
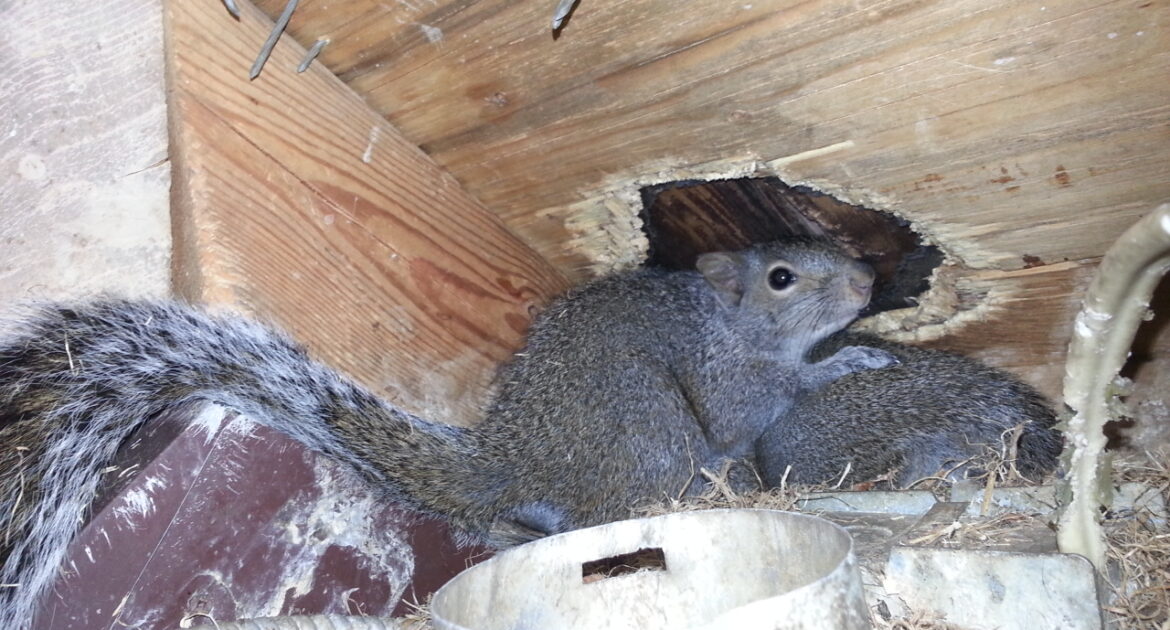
(432, 509), (871, 630)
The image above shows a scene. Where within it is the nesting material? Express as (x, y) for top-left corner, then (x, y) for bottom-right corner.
(1101, 450), (1170, 626)
(387, 437), (1166, 629)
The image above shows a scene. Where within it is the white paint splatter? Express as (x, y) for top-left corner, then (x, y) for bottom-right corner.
(1161, 211), (1170, 235)
(1085, 307), (1113, 323)
(420, 24), (443, 43)
(362, 126), (381, 164)
(1107, 32), (1119, 39)
(189, 404), (229, 442)
(993, 57), (1016, 66)
(113, 475), (168, 522)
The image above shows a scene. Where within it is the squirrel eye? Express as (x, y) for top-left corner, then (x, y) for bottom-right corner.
(768, 267), (796, 291)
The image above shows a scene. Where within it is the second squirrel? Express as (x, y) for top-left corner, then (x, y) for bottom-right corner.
(756, 331), (1063, 487)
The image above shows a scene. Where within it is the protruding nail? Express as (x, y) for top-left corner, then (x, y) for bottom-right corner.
(297, 38), (329, 73)
(250, 0), (300, 80)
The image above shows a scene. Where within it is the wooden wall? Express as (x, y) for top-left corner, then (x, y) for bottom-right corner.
(249, 0), (1170, 400)
(166, 0), (568, 425)
(0, 0), (171, 322)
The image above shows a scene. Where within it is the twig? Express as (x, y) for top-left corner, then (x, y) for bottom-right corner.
(833, 461), (853, 489)
(980, 464), (998, 517)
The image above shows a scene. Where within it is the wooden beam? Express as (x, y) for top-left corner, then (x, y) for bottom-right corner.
(252, 0), (1170, 279)
(0, 0), (171, 313)
(246, 0), (1169, 404)
(166, 0), (568, 425)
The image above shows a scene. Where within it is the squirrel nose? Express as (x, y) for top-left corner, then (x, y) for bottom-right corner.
(847, 264), (875, 302)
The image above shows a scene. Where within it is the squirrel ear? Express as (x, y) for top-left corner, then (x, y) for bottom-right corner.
(696, 252), (745, 307)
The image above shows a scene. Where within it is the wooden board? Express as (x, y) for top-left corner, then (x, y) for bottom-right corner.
(911, 261), (1098, 401)
(0, 0), (171, 318)
(252, 0), (1169, 275)
(166, 0), (568, 426)
(249, 0), (1169, 402)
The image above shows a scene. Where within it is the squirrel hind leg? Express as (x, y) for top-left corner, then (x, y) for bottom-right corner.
(1016, 422), (1063, 477)
(894, 433), (1003, 488)
(485, 501), (571, 548)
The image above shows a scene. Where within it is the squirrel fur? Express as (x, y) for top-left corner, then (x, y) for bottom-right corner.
(756, 331), (1063, 487)
(0, 238), (894, 627)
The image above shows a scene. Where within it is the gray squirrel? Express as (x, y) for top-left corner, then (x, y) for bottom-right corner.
(0, 238), (896, 627)
(756, 331), (1063, 488)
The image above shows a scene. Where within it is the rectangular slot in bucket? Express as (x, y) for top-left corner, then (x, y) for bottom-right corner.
(582, 547), (668, 584)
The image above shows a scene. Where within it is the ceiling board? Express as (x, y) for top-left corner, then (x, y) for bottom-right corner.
(253, 0), (1169, 280)
(247, 0), (1169, 396)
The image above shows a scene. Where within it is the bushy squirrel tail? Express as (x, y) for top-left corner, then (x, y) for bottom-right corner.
(0, 300), (483, 628)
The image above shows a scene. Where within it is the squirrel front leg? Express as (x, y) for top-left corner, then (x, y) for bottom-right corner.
(799, 345), (899, 391)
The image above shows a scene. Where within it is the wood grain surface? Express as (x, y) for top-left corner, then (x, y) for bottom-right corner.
(252, 0), (1169, 275)
(247, 0), (1169, 400)
(0, 0), (171, 318)
(167, 0), (568, 425)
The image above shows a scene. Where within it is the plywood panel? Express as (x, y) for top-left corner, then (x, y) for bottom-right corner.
(167, 0), (568, 425)
(0, 0), (171, 322)
(248, 0), (1168, 400)
(920, 262), (1098, 400)
(254, 0), (1169, 279)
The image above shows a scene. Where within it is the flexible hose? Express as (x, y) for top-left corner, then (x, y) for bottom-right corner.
(1057, 202), (1170, 570)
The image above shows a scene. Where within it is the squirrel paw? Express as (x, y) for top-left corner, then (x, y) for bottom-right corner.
(831, 345), (900, 372)
(802, 345), (898, 390)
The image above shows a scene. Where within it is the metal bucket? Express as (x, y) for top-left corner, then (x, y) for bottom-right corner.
(432, 509), (870, 630)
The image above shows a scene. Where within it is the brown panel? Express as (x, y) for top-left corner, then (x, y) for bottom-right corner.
(166, 0), (569, 426)
(34, 403), (486, 628)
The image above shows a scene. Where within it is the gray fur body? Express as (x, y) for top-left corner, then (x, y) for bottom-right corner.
(0, 239), (889, 628)
(756, 332), (1063, 487)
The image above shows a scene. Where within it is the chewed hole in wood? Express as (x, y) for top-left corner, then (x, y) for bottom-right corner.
(639, 177), (943, 316)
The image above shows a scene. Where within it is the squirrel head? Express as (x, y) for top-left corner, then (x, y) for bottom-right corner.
(695, 238), (875, 355)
